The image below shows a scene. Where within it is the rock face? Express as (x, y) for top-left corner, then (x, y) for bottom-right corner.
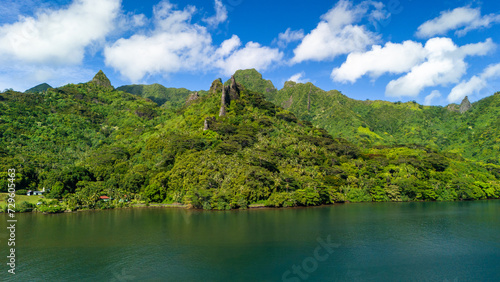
(203, 117), (215, 131)
(227, 75), (240, 100)
(459, 96), (472, 113)
(186, 92), (200, 105)
(91, 70), (113, 90)
(446, 104), (459, 113)
(219, 75), (240, 117)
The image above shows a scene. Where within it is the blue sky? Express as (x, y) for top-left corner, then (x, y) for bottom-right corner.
(0, 0), (499, 105)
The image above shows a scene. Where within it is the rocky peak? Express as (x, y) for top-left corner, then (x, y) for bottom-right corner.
(459, 96), (472, 113)
(219, 75), (241, 117)
(209, 78), (223, 94)
(90, 70), (113, 90)
(228, 75), (240, 100)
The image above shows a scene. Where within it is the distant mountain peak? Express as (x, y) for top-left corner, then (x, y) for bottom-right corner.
(90, 70), (113, 90)
(459, 96), (472, 113)
(25, 83), (52, 93)
(231, 69), (276, 95)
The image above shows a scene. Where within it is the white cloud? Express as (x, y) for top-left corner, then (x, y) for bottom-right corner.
(424, 90), (441, 106)
(331, 40), (426, 83)
(215, 34), (241, 57)
(291, 0), (382, 63)
(203, 0), (228, 27)
(104, 2), (213, 82)
(276, 28), (304, 48)
(332, 37), (495, 97)
(385, 38), (495, 97)
(416, 7), (500, 38)
(117, 12), (147, 29)
(287, 72), (308, 83)
(105, 1), (282, 82)
(214, 38), (283, 76)
(0, 0), (120, 65)
(482, 63), (500, 79)
(448, 63), (500, 103)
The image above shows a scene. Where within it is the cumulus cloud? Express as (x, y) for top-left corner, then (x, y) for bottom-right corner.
(291, 0), (383, 63)
(385, 38), (495, 97)
(214, 37), (283, 76)
(276, 28), (304, 48)
(448, 63), (500, 103)
(331, 41), (426, 82)
(0, 0), (120, 65)
(203, 0), (228, 27)
(424, 90), (441, 106)
(416, 7), (500, 38)
(287, 72), (308, 83)
(105, 1), (282, 82)
(332, 37), (495, 97)
(104, 2), (212, 81)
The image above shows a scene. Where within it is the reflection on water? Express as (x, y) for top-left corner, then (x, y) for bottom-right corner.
(1, 201), (499, 281)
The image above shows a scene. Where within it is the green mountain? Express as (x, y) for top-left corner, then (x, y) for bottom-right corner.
(231, 69), (500, 165)
(25, 83), (52, 93)
(1, 71), (499, 212)
(117, 83), (207, 110)
(230, 68), (277, 95)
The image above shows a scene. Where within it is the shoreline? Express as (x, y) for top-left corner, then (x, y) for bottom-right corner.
(2, 198), (498, 215)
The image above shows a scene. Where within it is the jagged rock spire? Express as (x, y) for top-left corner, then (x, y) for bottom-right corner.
(90, 70), (113, 90)
(219, 86), (228, 117)
(459, 96), (472, 114)
(228, 75), (240, 100)
(219, 75), (240, 117)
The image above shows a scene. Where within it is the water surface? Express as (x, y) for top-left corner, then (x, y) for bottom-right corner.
(1, 201), (499, 281)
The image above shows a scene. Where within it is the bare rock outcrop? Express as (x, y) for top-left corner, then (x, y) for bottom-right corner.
(203, 117), (215, 131)
(219, 75), (240, 117)
(459, 96), (472, 114)
(186, 92), (200, 105)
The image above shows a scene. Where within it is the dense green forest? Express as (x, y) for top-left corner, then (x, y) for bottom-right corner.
(116, 84), (208, 111)
(233, 69), (500, 164)
(1, 71), (499, 212)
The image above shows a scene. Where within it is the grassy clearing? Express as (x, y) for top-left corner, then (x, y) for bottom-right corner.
(0, 193), (44, 209)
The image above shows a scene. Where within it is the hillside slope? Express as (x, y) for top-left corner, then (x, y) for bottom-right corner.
(232, 70), (500, 164)
(1, 72), (499, 211)
(117, 83), (207, 110)
(25, 83), (52, 93)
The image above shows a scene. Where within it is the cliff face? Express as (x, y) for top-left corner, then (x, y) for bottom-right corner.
(185, 92), (200, 105)
(459, 96), (472, 113)
(219, 75), (240, 117)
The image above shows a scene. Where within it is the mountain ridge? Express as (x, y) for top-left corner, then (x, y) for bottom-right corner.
(229, 69), (500, 164)
(2, 70), (499, 211)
